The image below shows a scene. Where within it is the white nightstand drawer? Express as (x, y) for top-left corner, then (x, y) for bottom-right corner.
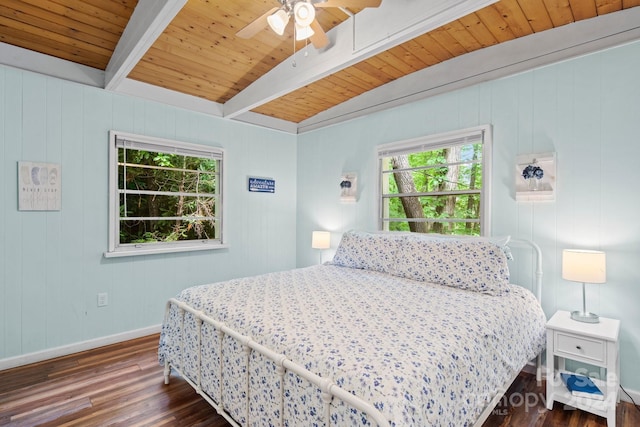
(556, 332), (605, 363)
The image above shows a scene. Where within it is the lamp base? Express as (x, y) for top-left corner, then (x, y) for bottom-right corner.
(571, 310), (600, 323)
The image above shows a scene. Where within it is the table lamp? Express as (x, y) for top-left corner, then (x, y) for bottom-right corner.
(562, 249), (606, 323)
(312, 231), (331, 264)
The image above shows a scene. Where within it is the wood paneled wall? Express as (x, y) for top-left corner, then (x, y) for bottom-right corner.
(0, 65), (298, 362)
(296, 40), (640, 394)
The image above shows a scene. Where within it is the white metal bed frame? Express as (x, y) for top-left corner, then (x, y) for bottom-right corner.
(162, 238), (543, 427)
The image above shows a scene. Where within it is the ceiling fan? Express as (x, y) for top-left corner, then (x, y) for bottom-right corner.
(237, 0), (382, 49)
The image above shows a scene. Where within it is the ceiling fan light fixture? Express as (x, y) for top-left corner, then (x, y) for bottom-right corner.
(267, 9), (290, 36)
(295, 22), (315, 40)
(293, 1), (315, 27)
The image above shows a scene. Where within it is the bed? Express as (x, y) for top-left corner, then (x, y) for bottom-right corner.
(159, 231), (547, 426)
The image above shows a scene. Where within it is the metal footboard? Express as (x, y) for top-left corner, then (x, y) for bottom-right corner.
(162, 238), (544, 426)
(163, 298), (391, 427)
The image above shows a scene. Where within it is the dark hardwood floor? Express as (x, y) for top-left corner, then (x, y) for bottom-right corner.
(1, 334), (638, 426)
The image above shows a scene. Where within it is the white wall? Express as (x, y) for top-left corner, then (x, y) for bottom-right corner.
(296, 40), (640, 391)
(0, 66), (298, 361)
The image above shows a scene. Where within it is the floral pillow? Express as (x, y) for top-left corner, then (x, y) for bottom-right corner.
(393, 236), (511, 295)
(406, 233), (513, 259)
(330, 230), (403, 274)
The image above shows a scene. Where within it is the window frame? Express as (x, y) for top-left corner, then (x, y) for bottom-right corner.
(104, 130), (226, 258)
(376, 125), (492, 236)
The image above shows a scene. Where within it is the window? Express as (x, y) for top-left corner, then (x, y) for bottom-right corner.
(105, 131), (224, 257)
(378, 125), (491, 236)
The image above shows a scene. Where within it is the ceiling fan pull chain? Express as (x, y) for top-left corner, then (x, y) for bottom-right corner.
(292, 25), (297, 67)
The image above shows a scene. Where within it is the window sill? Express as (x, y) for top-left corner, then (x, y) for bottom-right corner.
(103, 243), (229, 258)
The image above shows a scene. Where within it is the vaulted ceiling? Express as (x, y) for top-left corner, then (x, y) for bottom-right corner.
(1, 0), (639, 133)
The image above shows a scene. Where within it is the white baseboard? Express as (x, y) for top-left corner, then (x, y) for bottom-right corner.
(619, 384), (640, 405)
(0, 324), (161, 371)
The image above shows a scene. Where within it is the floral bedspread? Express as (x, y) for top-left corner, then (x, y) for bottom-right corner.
(159, 264), (546, 426)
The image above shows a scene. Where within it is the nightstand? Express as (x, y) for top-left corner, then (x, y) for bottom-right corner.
(546, 310), (620, 427)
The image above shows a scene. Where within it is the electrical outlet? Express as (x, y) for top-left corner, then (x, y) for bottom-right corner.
(97, 292), (108, 307)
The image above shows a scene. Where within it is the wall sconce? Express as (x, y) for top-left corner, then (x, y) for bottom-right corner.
(340, 172), (357, 203)
(562, 249), (607, 323)
(312, 231), (331, 264)
(515, 152), (556, 201)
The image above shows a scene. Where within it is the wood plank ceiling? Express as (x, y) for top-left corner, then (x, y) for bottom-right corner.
(1, 0), (639, 129)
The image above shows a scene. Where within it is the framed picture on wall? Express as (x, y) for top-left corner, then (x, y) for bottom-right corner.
(18, 161), (61, 211)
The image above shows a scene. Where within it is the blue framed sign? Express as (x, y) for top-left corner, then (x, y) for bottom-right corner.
(248, 177), (275, 193)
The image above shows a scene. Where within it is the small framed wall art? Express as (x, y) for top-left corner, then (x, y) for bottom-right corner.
(248, 176), (275, 193)
(18, 161), (61, 211)
(515, 152), (555, 201)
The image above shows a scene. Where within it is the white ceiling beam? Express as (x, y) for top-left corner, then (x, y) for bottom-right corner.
(297, 6), (640, 133)
(104, 0), (187, 91)
(0, 40), (298, 134)
(223, 0), (497, 119)
(115, 78), (298, 133)
(232, 111), (299, 134)
(115, 78), (224, 116)
(0, 42), (104, 87)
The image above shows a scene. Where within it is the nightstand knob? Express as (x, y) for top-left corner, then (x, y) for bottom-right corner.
(576, 345), (582, 350)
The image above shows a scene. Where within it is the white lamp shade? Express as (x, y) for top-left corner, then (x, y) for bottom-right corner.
(293, 1), (315, 27)
(295, 22), (314, 40)
(312, 231), (331, 249)
(562, 249), (606, 284)
(267, 9), (289, 36)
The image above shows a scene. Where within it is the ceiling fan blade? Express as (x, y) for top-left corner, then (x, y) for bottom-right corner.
(309, 19), (329, 49)
(313, 0), (382, 8)
(236, 7), (279, 39)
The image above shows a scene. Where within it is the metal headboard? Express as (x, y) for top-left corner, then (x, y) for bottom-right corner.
(507, 238), (543, 302)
